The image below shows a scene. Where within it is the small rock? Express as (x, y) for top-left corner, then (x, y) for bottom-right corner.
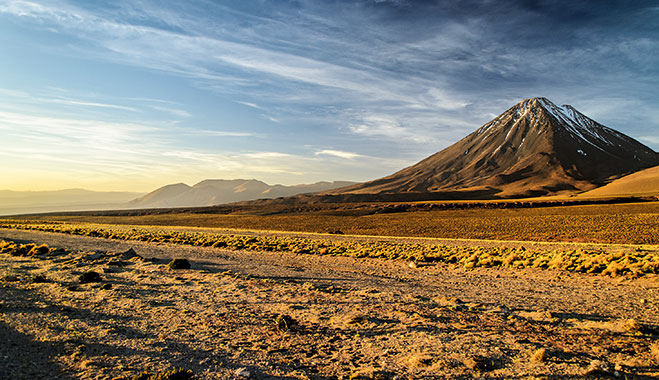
(584, 360), (609, 376)
(275, 314), (296, 332)
(67, 285), (78, 291)
(168, 258), (191, 270)
(107, 259), (124, 266)
(86, 253), (103, 260)
(120, 248), (140, 260)
(99, 283), (112, 290)
(408, 261), (418, 269)
(31, 274), (49, 283)
(235, 367), (251, 378)
(79, 271), (102, 284)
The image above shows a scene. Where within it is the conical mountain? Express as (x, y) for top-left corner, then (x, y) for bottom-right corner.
(336, 97), (659, 198)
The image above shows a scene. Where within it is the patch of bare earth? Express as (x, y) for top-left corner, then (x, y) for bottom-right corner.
(1, 229), (658, 379)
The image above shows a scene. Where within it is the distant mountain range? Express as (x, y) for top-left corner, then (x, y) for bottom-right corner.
(0, 180), (357, 215)
(327, 97), (659, 199)
(4, 97), (657, 215)
(0, 189), (143, 215)
(126, 179), (356, 209)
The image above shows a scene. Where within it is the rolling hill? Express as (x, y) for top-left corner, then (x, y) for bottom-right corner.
(579, 165), (659, 198)
(127, 179), (356, 208)
(330, 97), (659, 198)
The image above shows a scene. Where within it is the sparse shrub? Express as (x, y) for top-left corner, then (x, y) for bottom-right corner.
(2, 220), (658, 279)
(463, 355), (494, 371)
(624, 318), (644, 333)
(132, 368), (194, 380)
(530, 348), (547, 363)
(29, 244), (50, 255)
(168, 258), (191, 270)
(651, 342), (659, 362)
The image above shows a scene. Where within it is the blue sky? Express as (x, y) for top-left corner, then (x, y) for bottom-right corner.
(1, 0), (658, 191)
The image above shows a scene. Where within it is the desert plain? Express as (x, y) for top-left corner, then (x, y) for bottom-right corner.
(1, 199), (659, 380)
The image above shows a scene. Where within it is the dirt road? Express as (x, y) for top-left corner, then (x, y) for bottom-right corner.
(1, 228), (658, 379)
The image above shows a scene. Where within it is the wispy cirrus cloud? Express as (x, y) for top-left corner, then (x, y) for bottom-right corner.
(315, 149), (364, 160)
(1, 0), (657, 192)
(44, 98), (138, 112)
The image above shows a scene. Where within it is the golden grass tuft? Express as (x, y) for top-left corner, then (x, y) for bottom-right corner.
(2, 220), (659, 279)
(530, 348), (547, 363)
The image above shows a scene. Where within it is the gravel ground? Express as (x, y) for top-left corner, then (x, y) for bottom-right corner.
(1, 228), (658, 379)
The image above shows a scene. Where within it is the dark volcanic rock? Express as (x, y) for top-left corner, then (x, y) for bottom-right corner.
(168, 258), (191, 270)
(78, 271), (102, 284)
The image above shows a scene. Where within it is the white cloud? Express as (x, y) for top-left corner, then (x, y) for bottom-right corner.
(235, 101), (263, 110)
(196, 129), (257, 137)
(315, 149), (364, 159)
(242, 152), (293, 159)
(348, 115), (430, 143)
(44, 98), (137, 112)
(150, 105), (191, 118)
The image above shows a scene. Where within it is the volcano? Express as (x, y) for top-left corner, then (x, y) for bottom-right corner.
(334, 97), (659, 198)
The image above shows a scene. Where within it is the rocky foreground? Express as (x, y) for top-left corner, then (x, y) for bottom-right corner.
(1, 229), (658, 379)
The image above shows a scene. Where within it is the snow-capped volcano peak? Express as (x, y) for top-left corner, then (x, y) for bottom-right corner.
(333, 97), (659, 198)
(514, 97), (623, 149)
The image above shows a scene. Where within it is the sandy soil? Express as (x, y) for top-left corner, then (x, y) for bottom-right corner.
(1, 228), (658, 379)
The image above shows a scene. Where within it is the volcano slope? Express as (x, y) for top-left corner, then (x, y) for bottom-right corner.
(331, 97), (659, 199)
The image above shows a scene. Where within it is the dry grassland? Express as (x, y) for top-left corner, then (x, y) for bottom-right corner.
(18, 201), (659, 245)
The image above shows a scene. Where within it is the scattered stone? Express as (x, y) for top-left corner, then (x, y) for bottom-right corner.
(234, 367), (251, 378)
(121, 248), (140, 260)
(86, 252), (103, 260)
(31, 274), (49, 283)
(79, 271), (102, 284)
(435, 296), (464, 306)
(584, 360), (610, 376)
(168, 258), (191, 270)
(108, 259), (124, 266)
(347, 315), (368, 325)
(275, 314), (296, 332)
